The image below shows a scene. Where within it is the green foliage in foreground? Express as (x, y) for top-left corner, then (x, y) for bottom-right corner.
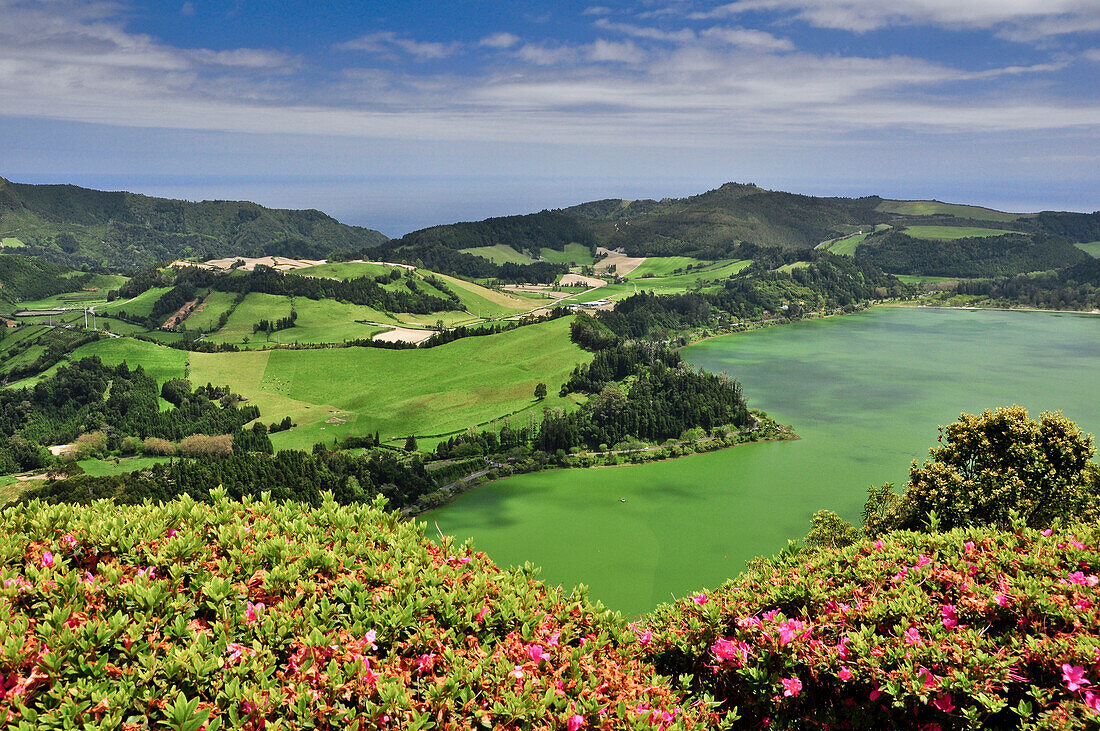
(0, 493), (720, 730)
(641, 522), (1100, 729)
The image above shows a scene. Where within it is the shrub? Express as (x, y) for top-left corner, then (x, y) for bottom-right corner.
(640, 523), (1100, 730)
(177, 434), (233, 457)
(73, 431), (107, 459)
(118, 436), (142, 456)
(0, 493), (719, 730)
(142, 437), (175, 456)
(867, 406), (1098, 533)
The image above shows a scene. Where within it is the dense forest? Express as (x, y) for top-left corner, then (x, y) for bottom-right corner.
(0, 176), (387, 270)
(0, 253), (91, 302)
(856, 230), (1088, 277)
(394, 210), (596, 254)
(952, 257), (1100, 309)
(0, 358), (257, 474)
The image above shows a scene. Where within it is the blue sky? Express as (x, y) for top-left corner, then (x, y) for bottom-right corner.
(1, 0), (1097, 235)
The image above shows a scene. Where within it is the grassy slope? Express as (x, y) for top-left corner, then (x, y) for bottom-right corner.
(9, 337), (187, 388)
(76, 456), (172, 476)
(1075, 241), (1100, 257)
(432, 273), (544, 317)
(824, 232), (868, 256)
(295, 261), (401, 280)
(539, 243), (595, 265)
(206, 293), (294, 346)
(901, 225), (1018, 240)
(875, 199), (1021, 222)
(458, 244), (536, 265)
(181, 290), (238, 332)
(625, 256), (701, 278)
(190, 317), (591, 450)
(96, 286), (173, 319)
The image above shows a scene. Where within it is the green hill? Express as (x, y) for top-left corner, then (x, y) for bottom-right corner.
(0, 253), (89, 302)
(0, 177), (388, 270)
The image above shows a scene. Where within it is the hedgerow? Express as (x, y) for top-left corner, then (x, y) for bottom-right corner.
(639, 522), (1100, 729)
(0, 491), (720, 730)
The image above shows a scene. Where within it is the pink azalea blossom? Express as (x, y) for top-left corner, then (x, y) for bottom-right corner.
(41, 551), (54, 568)
(780, 677), (802, 697)
(509, 665), (524, 680)
(60, 535), (76, 549)
(904, 627), (922, 646)
(1069, 537), (1086, 549)
(566, 714), (585, 731)
(869, 688), (883, 701)
(363, 629), (377, 650)
(80, 571), (95, 586)
(475, 606), (490, 622)
(993, 593), (1010, 607)
(691, 593), (708, 605)
(838, 667), (852, 681)
(915, 554), (932, 568)
(711, 638), (751, 666)
(245, 601), (264, 626)
(1084, 691), (1100, 715)
(527, 644), (546, 663)
(137, 566), (155, 579)
(917, 666), (937, 691)
(414, 652), (435, 675)
(778, 620), (806, 645)
(941, 604), (958, 629)
(636, 628), (651, 645)
(932, 693), (955, 713)
(964, 541), (975, 553)
(547, 632), (560, 647)
(1063, 664), (1091, 692)
(873, 539), (884, 551)
(166, 528), (178, 538)
(1041, 528), (1053, 537)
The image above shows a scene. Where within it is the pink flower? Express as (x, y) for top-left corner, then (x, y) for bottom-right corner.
(1065, 572), (1099, 587)
(873, 540), (884, 551)
(915, 554), (932, 568)
(80, 571), (95, 586)
(475, 606), (490, 622)
(60, 535), (77, 549)
(780, 677), (802, 697)
(993, 593), (1010, 608)
(40, 551), (54, 568)
(245, 601), (264, 626)
(941, 604), (958, 629)
(964, 541), (975, 553)
(1041, 528), (1053, 537)
(566, 714), (585, 731)
(509, 665), (524, 680)
(414, 652), (436, 675)
(547, 632), (560, 647)
(869, 688), (883, 701)
(838, 667), (852, 681)
(711, 638), (751, 666)
(137, 566), (155, 579)
(933, 694), (955, 713)
(526, 644), (546, 663)
(166, 528), (178, 538)
(1084, 691), (1100, 715)
(917, 666), (937, 691)
(1069, 537), (1085, 549)
(363, 629), (377, 650)
(636, 629), (651, 645)
(1063, 664), (1091, 692)
(692, 593), (708, 605)
(904, 627), (922, 646)
(778, 620), (805, 645)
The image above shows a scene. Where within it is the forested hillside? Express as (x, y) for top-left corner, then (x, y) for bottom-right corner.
(0, 254), (90, 302)
(0, 177), (388, 270)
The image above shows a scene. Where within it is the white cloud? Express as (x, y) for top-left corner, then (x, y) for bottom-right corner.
(594, 19), (697, 42)
(695, 0), (1100, 37)
(583, 6), (614, 16)
(699, 26), (795, 50)
(479, 32), (521, 49)
(337, 32), (459, 60)
(515, 43), (579, 66)
(588, 39), (646, 63)
(191, 48), (295, 69)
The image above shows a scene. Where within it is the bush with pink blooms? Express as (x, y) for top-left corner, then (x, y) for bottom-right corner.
(0, 490), (721, 730)
(640, 522), (1100, 730)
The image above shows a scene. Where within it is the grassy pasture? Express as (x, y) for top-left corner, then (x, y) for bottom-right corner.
(13, 274), (130, 310)
(776, 261), (810, 274)
(876, 200), (1020, 222)
(190, 317), (591, 450)
(895, 274), (960, 284)
(458, 245), (536, 265)
(432, 273), (541, 317)
(77, 456), (171, 477)
(625, 256), (702, 278)
(206, 293), (294, 346)
(97, 286), (173, 319)
(295, 261), (401, 280)
(0, 237), (26, 248)
(824, 232), (868, 256)
(182, 291), (239, 333)
(8, 337), (187, 389)
(902, 225), (1018, 240)
(540, 243), (595, 265)
(1075, 242), (1100, 258)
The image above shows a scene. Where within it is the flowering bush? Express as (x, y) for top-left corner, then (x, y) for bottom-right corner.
(640, 522), (1100, 730)
(0, 490), (720, 730)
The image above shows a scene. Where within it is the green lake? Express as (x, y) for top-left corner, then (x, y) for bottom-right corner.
(430, 307), (1100, 617)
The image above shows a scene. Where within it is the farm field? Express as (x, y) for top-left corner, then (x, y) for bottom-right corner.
(295, 261), (402, 280)
(8, 337), (187, 388)
(432, 273), (544, 317)
(539, 243), (594, 265)
(1, 237), (26, 247)
(205, 293), (400, 347)
(624, 256), (702, 278)
(77, 456), (171, 477)
(1076, 241), (1100, 257)
(189, 316), (591, 450)
(776, 261), (810, 273)
(458, 245), (535, 265)
(181, 291), (238, 332)
(894, 274), (961, 284)
(902, 225), (1018, 240)
(97, 286), (173, 319)
(619, 259), (751, 293)
(875, 199), (1021, 222)
(823, 232), (868, 256)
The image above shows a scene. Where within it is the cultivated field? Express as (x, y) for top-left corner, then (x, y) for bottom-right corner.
(902, 225), (1018, 240)
(295, 261), (404, 280)
(539, 243), (595, 265)
(189, 317), (591, 450)
(97, 286), (173, 319)
(821, 232), (868, 256)
(458, 245), (536, 265)
(181, 291), (239, 332)
(875, 200), (1021, 222)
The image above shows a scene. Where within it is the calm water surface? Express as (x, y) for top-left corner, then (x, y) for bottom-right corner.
(431, 308), (1100, 617)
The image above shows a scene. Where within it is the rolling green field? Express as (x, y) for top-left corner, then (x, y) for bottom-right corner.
(875, 200), (1021, 222)
(296, 261), (406, 280)
(625, 256), (702, 278)
(1075, 241), (1100, 257)
(14, 274), (129, 310)
(612, 259), (750, 295)
(902, 225), (1018, 240)
(539, 243), (595, 265)
(8, 337), (187, 389)
(189, 317), (591, 450)
(77, 456), (171, 477)
(433, 273), (545, 318)
(823, 232), (868, 256)
(776, 261), (810, 273)
(894, 274), (960, 284)
(97, 286), (173, 319)
(458, 245), (536, 265)
(0, 237), (26, 248)
(181, 291), (238, 332)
